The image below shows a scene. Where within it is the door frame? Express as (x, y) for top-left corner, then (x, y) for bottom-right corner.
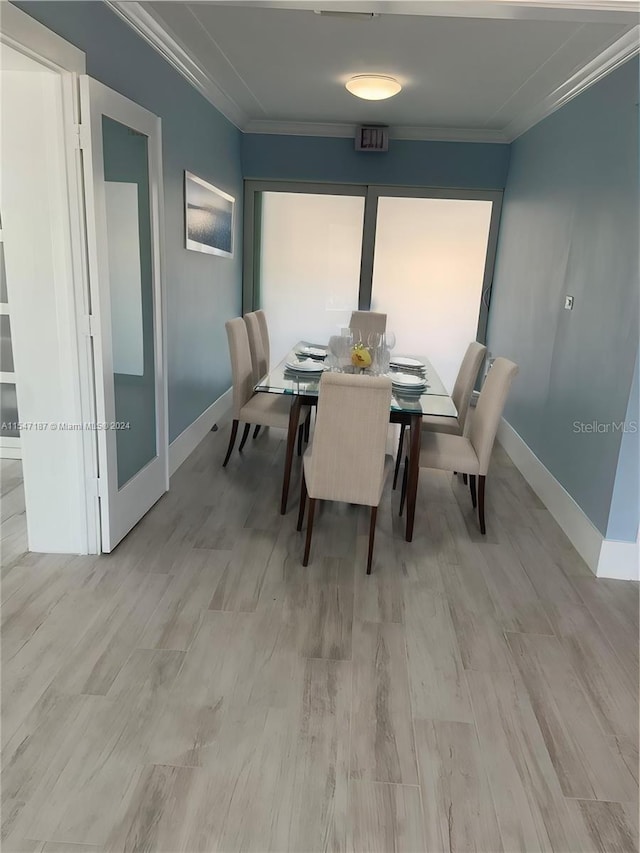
(243, 179), (503, 345)
(0, 5), (101, 553)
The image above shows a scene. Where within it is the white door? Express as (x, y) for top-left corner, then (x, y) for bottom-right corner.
(80, 76), (167, 551)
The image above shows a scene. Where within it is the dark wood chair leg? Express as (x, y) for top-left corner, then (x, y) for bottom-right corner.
(253, 425), (261, 439)
(297, 422), (304, 456)
(392, 423), (406, 490)
(366, 506), (378, 575)
(399, 456), (408, 516)
(238, 423), (251, 452)
(297, 472), (307, 531)
(478, 474), (486, 534)
(302, 498), (316, 566)
(469, 474), (477, 508)
(223, 419), (239, 467)
(463, 473), (468, 485)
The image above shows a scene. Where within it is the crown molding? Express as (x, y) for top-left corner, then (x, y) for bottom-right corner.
(243, 119), (510, 143)
(105, 1), (248, 129)
(223, 1), (640, 25)
(504, 24), (640, 139)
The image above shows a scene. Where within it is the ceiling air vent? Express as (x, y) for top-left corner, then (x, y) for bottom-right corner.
(355, 126), (389, 152)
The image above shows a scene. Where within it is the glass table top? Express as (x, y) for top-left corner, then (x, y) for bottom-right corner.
(255, 342), (458, 418)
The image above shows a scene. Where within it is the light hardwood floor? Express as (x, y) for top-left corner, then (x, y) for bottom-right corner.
(1, 428), (638, 853)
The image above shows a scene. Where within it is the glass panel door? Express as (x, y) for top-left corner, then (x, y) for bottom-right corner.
(370, 194), (494, 392)
(81, 76), (167, 552)
(258, 190), (365, 365)
(101, 116), (156, 488)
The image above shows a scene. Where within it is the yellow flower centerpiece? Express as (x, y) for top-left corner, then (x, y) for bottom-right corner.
(351, 342), (372, 369)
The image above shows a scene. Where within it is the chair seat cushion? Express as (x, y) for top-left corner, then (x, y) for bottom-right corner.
(421, 414), (462, 435)
(420, 431), (480, 475)
(240, 393), (308, 430)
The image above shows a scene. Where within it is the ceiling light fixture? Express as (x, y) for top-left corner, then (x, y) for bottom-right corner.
(345, 75), (401, 101)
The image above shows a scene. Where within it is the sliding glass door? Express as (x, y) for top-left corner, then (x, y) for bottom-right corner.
(369, 191), (495, 392)
(244, 182), (501, 391)
(245, 183), (366, 367)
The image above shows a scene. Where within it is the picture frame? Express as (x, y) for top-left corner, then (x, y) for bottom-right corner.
(184, 171), (235, 258)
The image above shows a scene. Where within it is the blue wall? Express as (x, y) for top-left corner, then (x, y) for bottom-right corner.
(16, 1), (243, 442)
(488, 58), (639, 537)
(242, 134), (510, 189)
(607, 352), (639, 542)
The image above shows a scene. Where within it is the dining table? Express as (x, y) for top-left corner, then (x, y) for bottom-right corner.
(254, 341), (458, 542)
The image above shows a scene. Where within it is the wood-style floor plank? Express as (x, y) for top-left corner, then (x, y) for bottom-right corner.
(288, 658), (351, 853)
(350, 620), (418, 785)
(208, 528), (277, 612)
(403, 583), (474, 723)
(506, 631), (637, 802)
(567, 799), (640, 853)
(467, 668), (587, 853)
(2, 428), (637, 852)
(542, 600), (639, 743)
(139, 548), (229, 650)
(414, 718), (504, 853)
(104, 764), (199, 853)
(347, 781), (426, 853)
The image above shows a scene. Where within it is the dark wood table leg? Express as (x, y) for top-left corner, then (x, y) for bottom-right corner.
(405, 414), (421, 542)
(281, 396), (302, 515)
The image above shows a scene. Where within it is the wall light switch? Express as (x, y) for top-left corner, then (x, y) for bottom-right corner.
(564, 295), (574, 310)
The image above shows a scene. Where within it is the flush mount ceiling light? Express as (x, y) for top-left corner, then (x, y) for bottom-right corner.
(345, 75), (401, 101)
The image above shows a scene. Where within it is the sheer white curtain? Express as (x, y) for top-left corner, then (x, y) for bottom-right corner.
(259, 192), (365, 366)
(371, 196), (493, 392)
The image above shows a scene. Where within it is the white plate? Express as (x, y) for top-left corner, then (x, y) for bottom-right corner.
(285, 359), (327, 373)
(391, 373), (427, 388)
(297, 346), (327, 358)
(390, 356), (425, 369)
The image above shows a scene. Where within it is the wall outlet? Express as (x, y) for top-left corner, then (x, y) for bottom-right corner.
(564, 295), (574, 310)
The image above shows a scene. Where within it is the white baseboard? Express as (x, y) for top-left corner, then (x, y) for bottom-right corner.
(497, 418), (604, 575)
(597, 537), (639, 581)
(168, 387), (232, 476)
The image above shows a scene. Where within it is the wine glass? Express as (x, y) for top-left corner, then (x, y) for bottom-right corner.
(384, 330), (396, 351)
(367, 331), (381, 349)
(327, 335), (341, 371)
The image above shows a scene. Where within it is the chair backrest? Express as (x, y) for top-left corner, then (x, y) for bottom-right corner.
(255, 309), (270, 371)
(244, 312), (268, 383)
(349, 311), (387, 340)
(226, 317), (255, 418)
(306, 372), (392, 506)
(451, 341), (487, 432)
(469, 357), (519, 474)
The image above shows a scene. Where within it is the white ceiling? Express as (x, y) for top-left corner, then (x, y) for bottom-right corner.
(114, 1), (639, 140)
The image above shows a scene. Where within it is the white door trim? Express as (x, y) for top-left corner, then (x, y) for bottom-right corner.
(1, 7), (100, 553)
(0, 3), (85, 73)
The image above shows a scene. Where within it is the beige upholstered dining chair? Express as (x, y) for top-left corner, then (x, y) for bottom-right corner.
(223, 318), (309, 466)
(393, 341), (487, 488)
(255, 309), (270, 372)
(244, 311), (269, 440)
(244, 311), (268, 384)
(400, 357), (518, 533)
(349, 310), (387, 340)
(296, 372), (392, 574)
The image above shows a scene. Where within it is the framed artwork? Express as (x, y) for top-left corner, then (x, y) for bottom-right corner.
(184, 171), (234, 258)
